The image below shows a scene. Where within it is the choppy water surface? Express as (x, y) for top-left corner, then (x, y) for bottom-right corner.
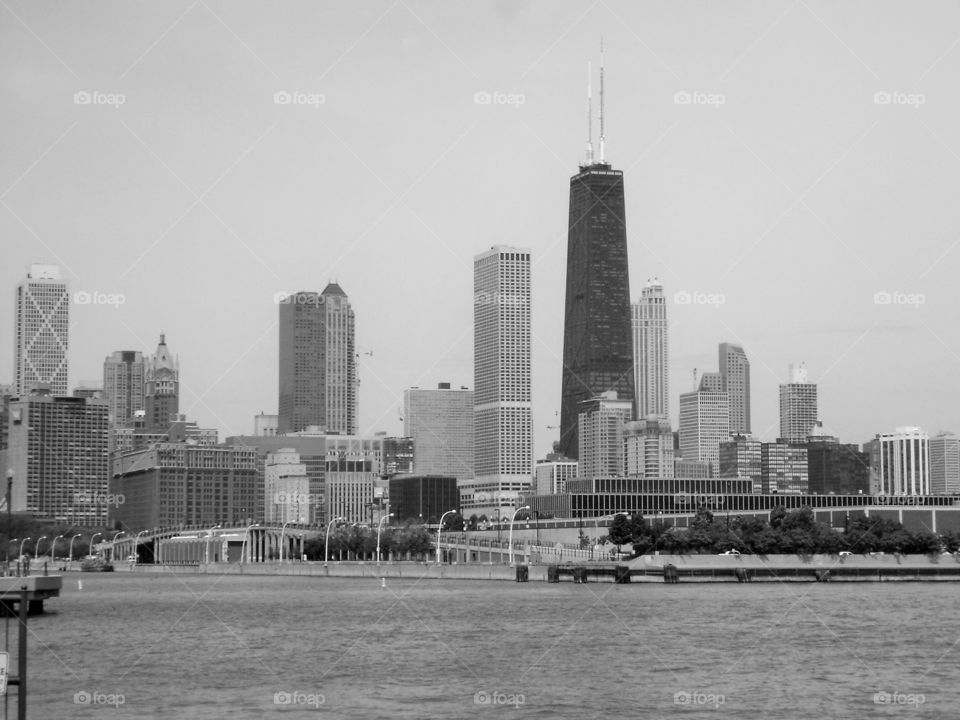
(13, 573), (960, 718)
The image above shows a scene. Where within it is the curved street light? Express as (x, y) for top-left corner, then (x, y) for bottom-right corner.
(436, 510), (457, 565)
(133, 530), (148, 564)
(34, 536), (47, 559)
(50, 534), (64, 563)
(68, 533), (82, 565)
(242, 523), (259, 564)
(111, 532), (125, 562)
(89, 532), (102, 558)
(508, 506), (530, 567)
(279, 522), (291, 564)
(376, 513), (394, 567)
(18, 538), (30, 560)
(325, 516), (345, 567)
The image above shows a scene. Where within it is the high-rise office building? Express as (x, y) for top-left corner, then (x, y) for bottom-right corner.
(779, 363), (818, 443)
(624, 417), (675, 479)
(278, 285), (357, 435)
(6, 393), (109, 523)
(875, 426), (930, 495)
(805, 432), (870, 496)
(534, 456), (578, 495)
(381, 436), (415, 476)
(559, 65), (635, 458)
(144, 334), (180, 430)
(103, 350), (145, 427)
(678, 377), (729, 477)
(930, 431), (960, 495)
(13, 264), (69, 397)
(578, 391), (632, 479)
(468, 246), (532, 516)
(403, 383), (473, 481)
(719, 435), (762, 492)
(632, 282), (669, 422)
(719, 343), (750, 435)
(761, 441), (809, 494)
(263, 448), (310, 524)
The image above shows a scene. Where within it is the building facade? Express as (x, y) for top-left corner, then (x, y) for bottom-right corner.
(624, 417), (675, 479)
(578, 391), (633, 479)
(632, 282), (669, 422)
(278, 284), (357, 435)
(254, 412), (279, 437)
(760, 441), (809, 494)
(470, 246), (532, 518)
(6, 393), (109, 523)
(103, 350), (145, 427)
(388, 475), (459, 524)
(876, 427), (930, 495)
(14, 264), (69, 397)
(806, 437), (870, 496)
(559, 161), (635, 459)
(404, 383), (473, 481)
(718, 435), (763, 493)
(381, 436), (415, 476)
(779, 363), (818, 443)
(111, 442), (261, 531)
(719, 343), (750, 435)
(930, 432), (960, 495)
(534, 457), (578, 495)
(263, 448), (310, 524)
(678, 379), (729, 477)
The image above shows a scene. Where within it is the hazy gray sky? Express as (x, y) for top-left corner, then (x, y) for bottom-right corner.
(2, 1), (959, 457)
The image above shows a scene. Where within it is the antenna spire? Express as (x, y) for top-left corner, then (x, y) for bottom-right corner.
(599, 37), (606, 163)
(585, 62), (594, 164)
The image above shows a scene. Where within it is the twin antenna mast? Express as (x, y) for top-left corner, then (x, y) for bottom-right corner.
(585, 39), (606, 165)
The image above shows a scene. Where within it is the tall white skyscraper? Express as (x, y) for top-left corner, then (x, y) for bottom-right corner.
(930, 432), (960, 495)
(779, 363), (818, 442)
(719, 342), (750, 435)
(632, 281), (669, 421)
(578, 391), (633, 479)
(14, 264), (69, 396)
(678, 375), (730, 477)
(467, 246), (532, 516)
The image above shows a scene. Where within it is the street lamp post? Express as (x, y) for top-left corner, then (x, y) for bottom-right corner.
(7, 539), (15, 574)
(324, 517), (345, 567)
(68, 533), (81, 567)
(205, 524), (220, 564)
(134, 530), (147, 565)
(5, 470), (11, 567)
(376, 513), (394, 566)
(436, 510), (456, 565)
(111, 532), (125, 562)
(279, 522), (291, 564)
(509, 506), (530, 567)
(18, 538), (29, 562)
(51, 534), (64, 565)
(242, 523), (259, 564)
(89, 532), (102, 558)
(34, 536), (46, 560)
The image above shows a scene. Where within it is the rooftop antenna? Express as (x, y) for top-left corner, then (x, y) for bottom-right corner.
(585, 62), (594, 165)
(599, 37), (606, 163)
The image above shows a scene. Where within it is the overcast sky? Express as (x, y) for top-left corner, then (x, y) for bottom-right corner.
(2, 1), (959, 457)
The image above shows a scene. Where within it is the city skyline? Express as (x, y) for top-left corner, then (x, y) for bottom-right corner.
(3, 3), (960, 459)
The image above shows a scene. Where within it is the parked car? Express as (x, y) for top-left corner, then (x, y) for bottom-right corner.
(719, 549), (741, 556)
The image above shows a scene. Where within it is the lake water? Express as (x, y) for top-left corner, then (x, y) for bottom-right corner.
(11, 572), (960, 718)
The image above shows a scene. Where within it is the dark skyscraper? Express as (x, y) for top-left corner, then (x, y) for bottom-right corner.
(278, 284), (356, 435)
(559, 54), (635, 459)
